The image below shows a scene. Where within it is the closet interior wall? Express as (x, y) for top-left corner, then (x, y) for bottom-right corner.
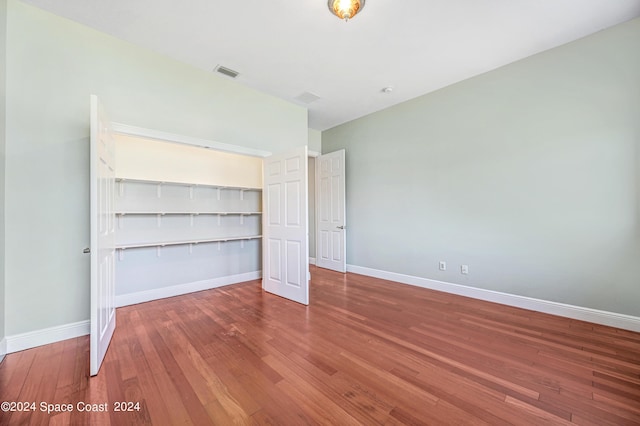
(113, 134), (263, 306)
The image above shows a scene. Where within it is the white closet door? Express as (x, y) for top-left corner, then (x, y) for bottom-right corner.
(316, 149), (346, 273)
(90, 95), (116, 376)
(263, 146), (309, 305)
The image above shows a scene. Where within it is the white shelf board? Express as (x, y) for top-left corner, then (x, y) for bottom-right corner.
(116, 235), (263, 250)
(115, 177), (261, 191)
(115, 211), (262, 216)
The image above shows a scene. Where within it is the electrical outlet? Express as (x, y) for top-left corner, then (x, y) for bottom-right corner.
(461, 265), (469, 275)
(439, 261), (446, 271)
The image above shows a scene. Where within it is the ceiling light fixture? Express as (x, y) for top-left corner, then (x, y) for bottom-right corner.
(328, 0), (365, 22)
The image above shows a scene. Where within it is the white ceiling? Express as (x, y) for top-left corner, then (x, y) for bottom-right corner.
(21, 0), (640, 130)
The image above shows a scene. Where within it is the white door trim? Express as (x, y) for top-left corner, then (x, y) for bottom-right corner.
(111, 122), (272, 158)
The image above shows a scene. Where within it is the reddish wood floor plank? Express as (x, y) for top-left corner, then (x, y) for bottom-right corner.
(1, 266), (639, 425)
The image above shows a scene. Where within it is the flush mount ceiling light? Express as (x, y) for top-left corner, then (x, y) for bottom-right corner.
(328, 0), (365, 22)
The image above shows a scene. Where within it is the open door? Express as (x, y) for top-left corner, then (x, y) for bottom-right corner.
(263, 146), (310, 305)
(316, 149), (346, 273)
(90, 95), (116, 376)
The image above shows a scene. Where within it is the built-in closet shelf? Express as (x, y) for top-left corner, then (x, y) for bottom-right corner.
(115, 177), (261, 192)
(116, 235), (262, 250)
(115, 212), (262, 216)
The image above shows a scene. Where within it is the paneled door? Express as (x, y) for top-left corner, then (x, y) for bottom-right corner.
(89, 95), (116, 376)
(316, 149), (346, 273)
(263, 146), (310, 305)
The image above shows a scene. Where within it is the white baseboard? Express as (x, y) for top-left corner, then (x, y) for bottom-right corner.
(0, 337), (7, 363)
(116, 271), (262, 307)
(347, 264), (640, 333)
(3, 272), (262, 355)
(309, 257), (316, 265)
(6, 320), (90, 354)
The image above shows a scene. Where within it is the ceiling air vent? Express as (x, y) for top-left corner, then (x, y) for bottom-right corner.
(294, 92), (321, 105)
(214, 65), (239, 79)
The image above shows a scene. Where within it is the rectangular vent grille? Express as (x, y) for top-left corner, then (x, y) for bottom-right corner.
(294, 92), (321, 105)
(214, 65), (239, 79)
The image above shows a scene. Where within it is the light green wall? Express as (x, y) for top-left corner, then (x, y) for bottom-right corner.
(4, 0), (308, 335)
(308, 128), (322, 153)
(323, 17), (640, 316)
(0, 0), (6, 354)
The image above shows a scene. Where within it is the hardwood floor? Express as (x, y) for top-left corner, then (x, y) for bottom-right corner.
(1, 266), (639, 425)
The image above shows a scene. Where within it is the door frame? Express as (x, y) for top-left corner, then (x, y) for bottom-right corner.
(308, 151), (320, 266)
(111, 123), (272, 158)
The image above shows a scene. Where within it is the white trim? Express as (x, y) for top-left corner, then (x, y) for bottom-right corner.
(347, 264), (640, 333)
(116, 271), (262, 307)
(6, 321), (90, 354)
(309, 257), (317, 265)
(0, 338), (6, 363)
(112, 123), (272, 158)
(308, 150), (320, 158)
(3, 273), (261, 354)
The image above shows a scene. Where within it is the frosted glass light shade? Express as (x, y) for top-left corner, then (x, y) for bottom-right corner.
(328, 0), (365, 22)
